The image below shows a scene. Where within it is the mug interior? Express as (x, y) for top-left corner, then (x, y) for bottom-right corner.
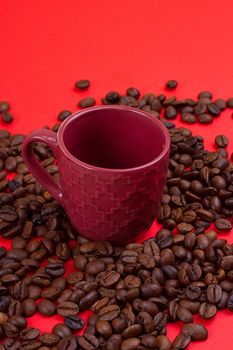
(62, 107), (167, 170)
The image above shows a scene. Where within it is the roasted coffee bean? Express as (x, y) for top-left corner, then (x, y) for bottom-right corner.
(52, 323), (72, 338)
(154, 335), (171, 350)
(77, 334), (99, 349)
(106, 334), (122, 350)
(227, 97), (233, 107)
(181, 112), (197, 124)
(45, 261), (66, 277)
(126, 87), (140, 99)
(98, 304), (120, 321)
(64, 314), (85, 331)
(39, 332), (60, 346)
(207, 284), (222, 304)
(75, 79), (90, 89)
(100, 271), (120, 287)
(96, 319), (112, 337)
(57, 336), (78, 350)
(0, 312), (8, 324)
(121, 337), (140, 350)
(41, 287), (61, 300)
(57, 301), (79, 317)
(0, 101), (10, 112)
(182, 323), (208, 341)
(3, 322), (18, 337)
(164, 106), (177, 120)
(38, 299), (56, 316)
(176, 307), (193, 323)
(22, 299), (36, 317)
(165, 80), (178, 89)
(227, 293), (233, 310)
(2, 111), (13, 123)
(207, 103), (220, 116)
(215, 134), (229, 148)
(105, 91), (120, 104)
(9, 315), (27, 329)
(199, 302), (217, 319)
(172, 332), (191, 349)
(198, 114), (213, 124)
(79, 290), (99, 311)
(78, 97), (96, 108)
(57, 110), (72, 121)
(215, 218), (232, 231)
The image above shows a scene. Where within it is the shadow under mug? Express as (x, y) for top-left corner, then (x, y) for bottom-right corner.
(22, 105), (170, 243)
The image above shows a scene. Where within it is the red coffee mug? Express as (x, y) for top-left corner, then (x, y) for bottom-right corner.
(22, 105), (170, 243)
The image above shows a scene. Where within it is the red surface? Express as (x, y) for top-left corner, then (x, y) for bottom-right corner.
(1, 0), (233, 348)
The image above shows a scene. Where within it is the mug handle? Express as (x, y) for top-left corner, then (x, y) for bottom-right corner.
(22, 129), (63, 205)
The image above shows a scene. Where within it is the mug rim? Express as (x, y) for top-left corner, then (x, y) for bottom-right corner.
(57, 105), (170, 173)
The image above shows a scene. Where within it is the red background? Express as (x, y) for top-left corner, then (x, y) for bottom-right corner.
(1, 0), (233, 348)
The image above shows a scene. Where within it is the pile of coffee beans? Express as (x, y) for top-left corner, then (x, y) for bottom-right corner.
(0, 83), (233, 349)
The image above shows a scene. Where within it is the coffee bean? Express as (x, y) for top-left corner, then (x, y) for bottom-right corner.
(57, 301), (79, 317)
(198, 114), (213, 124)
(9, 315), (27, 329)
(58, 110), (72, 122)
(154, 335), (172, 350)
(0, 101), (10, 112)
(78, 97), (96, 108)
(75, 79), (90, 89)
(106, 334), (122, 350)
(176, 307), (193, 323)
(182, 323), (208, 341)
(1, 112), (13, 123)
(215, 134), (229, 148)
(172, 332), (191, 349)
(39, 332), (59, 346)
(198, 91), (213, 99)
(38, 299), (56, 316)
(98, 304), (120, 321)
(181, 112), (197, 124)
(227, 97), (233, 107)
(121, 338), (140, 350)
(165, 80), (178, 89)
(164, 106), (177, 120)
(207, 103), (221, 116)
(207, 284), (222, 304)
(22, 299), (36, 317)
(3, 322), (18, 337)
(79, 290), (99, 311)
(77, 334), (99, 349)
(104, 91), (120, 104)
(100, 271), (120, 287)
(64, 315), (85, 331)
(199, 302), (217, 319)
(126, 87), (140, 99)
(52, 323), (72, 338)
(215, 218), (232, 231)
(0, 312), (8, 324)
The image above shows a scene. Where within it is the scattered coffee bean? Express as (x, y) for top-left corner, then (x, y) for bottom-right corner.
(78, 97), (96, 108)
(1, 111), (13, 123)
(75, 79), (90, 89)
(227, 97), (233, 107)
(165, 80), (178, 89)
(58, 110), (72, 122)
(0, 101), (10, 112)
(215, 134), (229, 148)
(64, 315), (85, 331)
(38, 299), (56, 316)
